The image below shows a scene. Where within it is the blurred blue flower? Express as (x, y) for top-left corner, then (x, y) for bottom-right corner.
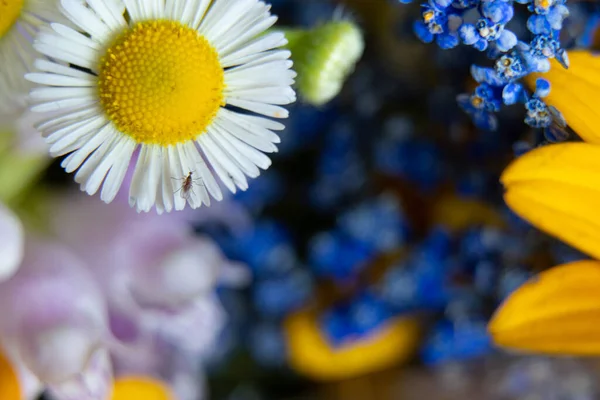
(421, 320), (493, 365)
(308, 231), (374, 281)
(497, 268), (532, 299)
(321, 292), (393, 345)
(234, 171), (285, 214)
(311, 120), (367, 210)
(234, 221), (297, 277)
(249, 322), (288, 367)
(253, 269), (313, 317)
(337, 194), (410, 253)
(348, 292), (394, 336)
(379, 247), (451, 311)
(375, 134), (446, 191)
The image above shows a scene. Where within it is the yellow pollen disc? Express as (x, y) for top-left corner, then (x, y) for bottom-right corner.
(111, 376), (173, 400)
(538, 0), (550, 8)
(98, 20), (225, 146)
(0, 0), (24, 39)
(423, 11), (434, 22)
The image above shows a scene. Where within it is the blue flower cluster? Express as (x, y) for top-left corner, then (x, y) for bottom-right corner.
(317, 214), (538, 364)
(204, 103), (589, 371)
(309, 194), (410, 281)
(402, 0), (570, 137)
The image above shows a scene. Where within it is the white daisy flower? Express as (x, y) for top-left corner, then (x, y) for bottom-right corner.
(0, 0), (62, 113)
(27, 0), (296, 213)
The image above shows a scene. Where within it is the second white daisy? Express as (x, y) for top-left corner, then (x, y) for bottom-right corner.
(27, 0), (296, 213)
(0, 0), (62, 113)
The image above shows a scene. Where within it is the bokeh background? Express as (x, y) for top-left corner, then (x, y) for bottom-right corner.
(190, 0), (600, 398)
(5, 0), (600, 398)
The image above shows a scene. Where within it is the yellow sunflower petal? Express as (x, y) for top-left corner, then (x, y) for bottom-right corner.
(489, 260), (600, 355)
(0, 348), (20, 400)
(111, 376), (174, 400)
(285, 309), (419, 381)
(527, 51), (600, 144)
(501, 142), (600, 259)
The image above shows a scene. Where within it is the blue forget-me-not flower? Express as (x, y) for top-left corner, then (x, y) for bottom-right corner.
(398, 0), (571, 134)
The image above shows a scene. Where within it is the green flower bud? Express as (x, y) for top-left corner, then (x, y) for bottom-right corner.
(282, 19), (364, 106)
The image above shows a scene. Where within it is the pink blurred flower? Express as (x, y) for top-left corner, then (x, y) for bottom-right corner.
(0, 237), (112, 400)
(50, 192), (251, 399)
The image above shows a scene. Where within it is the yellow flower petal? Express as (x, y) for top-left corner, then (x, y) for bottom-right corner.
(111, 376), (174, 400)
(0, 348), (20, 400)
(527, 51), (600, 144)
(489, 260), (600, 355)
(285, 309), (419, 381)
(501, 142), (600, 259)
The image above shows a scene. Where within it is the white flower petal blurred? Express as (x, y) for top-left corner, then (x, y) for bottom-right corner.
(0, 0), (63, 113)
(0, 203), (23, 283)
(47, 349), (112, 400)
(0, 110), (48, 156)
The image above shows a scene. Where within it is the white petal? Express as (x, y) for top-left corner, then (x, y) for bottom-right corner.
(86, 0), (127, 30)
(159, 146), (176, 213)
(129, 145), (161, 212)
(61, 123), (112, 172)
(59, 0), (111, 42)
(74, 130), (121, 193)
(220, 32), (287, 67)
(227, 86), (296, 105)
(78, 134), (125, 195)
(226, 97), (289, 119)
(203, 0), (256, 44)
(214, 113), (278, 152)
(33, 59), (93, 79)
(217, 14), (277, 56)
(197, 137), (238, 193)
(220, 107), (285, 131)
(198, 133), (248, 188)
(26, 73), (95, 87)
(100, 139), (136, 204)
(207, 127), (260, 178)
(50, 23), (101, 50)
(214, 124), (272, 170)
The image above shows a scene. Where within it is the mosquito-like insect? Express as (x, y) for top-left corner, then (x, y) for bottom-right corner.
(172, 171), (204, 200)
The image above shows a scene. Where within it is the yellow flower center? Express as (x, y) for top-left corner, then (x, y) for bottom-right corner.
(0, 349), (20, 400)
(0, 0), (24, 39)
(471, 96), (483, 107)
(98, 20), (225, 146)
(111, 376), (173, 400)
(537, 0), (551, 9)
